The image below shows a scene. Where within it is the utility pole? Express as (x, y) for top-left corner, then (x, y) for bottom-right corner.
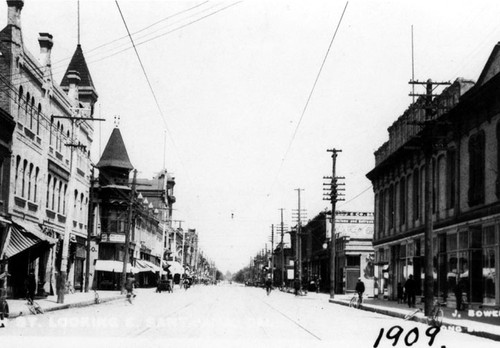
(279, 208), (285, 287)
(121, 169), (137, 293)
(54, 108), (105, 303)
(270, 224), (274, 283)
(84, 167), (95, 292)
(324, 149), (344, 299)
(409, 79), (451, 316)
(294, 188), (305, 291)
(171, 220), (184, 263)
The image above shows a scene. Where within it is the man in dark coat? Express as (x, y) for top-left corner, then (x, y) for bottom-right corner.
(294, 278), (301, 296)
(404, 274), (417, 308)
(355, 277), (365, 303)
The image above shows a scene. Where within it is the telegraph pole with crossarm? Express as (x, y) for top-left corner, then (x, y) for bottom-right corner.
(324, 148), (344, 299)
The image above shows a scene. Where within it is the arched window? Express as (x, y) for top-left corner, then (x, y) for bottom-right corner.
(14, 155), (21, 195)
(25, 92), (30, 123)
(46, 174), (51, 208)
(21, 159), (27, 198)
(52, 178), (56, 210)
(28, 163), (33, 200)
(34, 167), (39, 202)
(80, 193), (84, 223)
(18, 86), (23, 121)
(56, 121), (60, 151)
(58, 181), (63, 213)
(50, 117), (53, 146)
(37, 103), (41, 135)
(30, 97), (34, 129)
(63, 184), (67, 214)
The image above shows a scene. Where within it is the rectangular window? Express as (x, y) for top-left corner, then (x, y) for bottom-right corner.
(468, 131), (485, 206)
(389, 185), (394, 230)
(447, 150), (456, 208)
(447, 233), (457, 251)
(483, 225), (496, 246)
(400, 177), (406, 226)
(413, 170), (420, 221)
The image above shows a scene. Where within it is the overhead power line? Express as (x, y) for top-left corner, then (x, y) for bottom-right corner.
(267, 2), (349, 196)
(115, 0), (168, 129)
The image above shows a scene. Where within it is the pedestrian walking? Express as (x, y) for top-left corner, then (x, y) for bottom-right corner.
(125, 276), (136, 304)
(316, 276), (321, 293)
(265, 275), (272, 296)
(355, 277), (365, 304)
(294, 278), (300, 296)
(404, 274), (416, 308)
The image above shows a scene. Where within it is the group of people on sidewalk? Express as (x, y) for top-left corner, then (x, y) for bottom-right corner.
(398, 274), (417, 308)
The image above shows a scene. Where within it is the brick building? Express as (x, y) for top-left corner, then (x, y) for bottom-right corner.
(0, 0), (96, 298)
(367, 44), (500, 308)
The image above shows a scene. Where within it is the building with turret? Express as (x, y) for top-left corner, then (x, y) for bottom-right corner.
(0, 0), (97, 298)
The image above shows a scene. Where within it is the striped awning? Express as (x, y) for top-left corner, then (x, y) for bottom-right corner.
(4, 225), (43, 259)
(136, 259), (161, 273)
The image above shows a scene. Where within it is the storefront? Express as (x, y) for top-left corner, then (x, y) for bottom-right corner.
(0, 220), (57, 298)
(94, 259), (136, 290)
(436, 224), (499, 307)
(375, 222), (500, 307)
(135, 259), (161, 287)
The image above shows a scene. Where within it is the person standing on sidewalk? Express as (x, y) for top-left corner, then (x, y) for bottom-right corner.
(355, 277), (365, 303)
(404, 274), (416, 308)
(294, 277), (300, 296)
(25, 270), (36, 303)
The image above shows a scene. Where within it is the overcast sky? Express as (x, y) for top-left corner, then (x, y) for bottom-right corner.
(6, 0), (500, 273)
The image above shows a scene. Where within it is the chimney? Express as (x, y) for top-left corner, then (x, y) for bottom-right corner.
(38, 33), (53, 67)
(66, 70), (81, 103)
(7, 0), (24, 28)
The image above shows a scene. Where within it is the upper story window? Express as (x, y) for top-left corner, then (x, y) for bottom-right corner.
(447, 149), (456, 209)
(399, 177), (406, 226)
(413, 168), (420, 221)
(468, 130), (485, 206)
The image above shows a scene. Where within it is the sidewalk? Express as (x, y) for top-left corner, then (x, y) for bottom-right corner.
(328, 294), (500, 341)
(3, 289), (127, 319)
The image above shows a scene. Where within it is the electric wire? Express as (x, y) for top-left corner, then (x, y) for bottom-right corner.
(4, 2), (232, 82)
(115, 0), (168, 129)
(267, 2), (349, 197)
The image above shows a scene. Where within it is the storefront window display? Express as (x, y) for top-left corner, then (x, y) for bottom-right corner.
(439, 225), (496, 306)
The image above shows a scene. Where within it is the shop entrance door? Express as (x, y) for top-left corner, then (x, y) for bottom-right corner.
(73, 258), (84, 291)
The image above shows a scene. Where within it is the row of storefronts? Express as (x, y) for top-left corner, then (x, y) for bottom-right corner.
(367, 43), (500, 308)
(0, 0), (186, 299)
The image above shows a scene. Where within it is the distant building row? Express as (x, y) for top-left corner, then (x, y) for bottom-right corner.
(0, 0), (204, 300)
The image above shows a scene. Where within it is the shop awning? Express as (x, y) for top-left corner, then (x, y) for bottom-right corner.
(12, 218), (58, 244)
(94, 260), (136, 273)
(135, 259), (161, 273)
(4, 224), (42, 259)
(165, 261), (184, 275)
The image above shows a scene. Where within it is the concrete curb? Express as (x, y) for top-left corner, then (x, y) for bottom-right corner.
(6, 295), (125, 319)
(329, 299), (500, 342)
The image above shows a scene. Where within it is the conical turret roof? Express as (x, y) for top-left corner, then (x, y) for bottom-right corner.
(60, 44), (96, 90)
(96, 128), (133, 170)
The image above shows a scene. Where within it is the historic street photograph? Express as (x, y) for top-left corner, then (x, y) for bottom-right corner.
(1, 1), (500, 347)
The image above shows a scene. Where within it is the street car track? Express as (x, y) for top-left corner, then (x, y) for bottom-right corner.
(258, 294), (322, 341)
(131, 300), (196, 337)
